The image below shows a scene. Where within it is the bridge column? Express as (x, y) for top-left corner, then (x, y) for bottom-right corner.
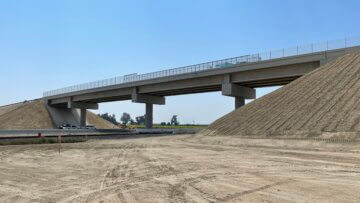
(67, 100), (98, 127)
(235, 96), (245, 109)
(132, 89), (165, 128)
(80, 108), (87, 127)
(145, 103), (153, 128)
(222, 75), (255, 110)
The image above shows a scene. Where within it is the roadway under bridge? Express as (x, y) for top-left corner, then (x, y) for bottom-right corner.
(43, 45), (360, 128)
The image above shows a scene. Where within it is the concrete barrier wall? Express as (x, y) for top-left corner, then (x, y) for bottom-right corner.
(0, 129), (131, 138)
(46, 105), (81, 127)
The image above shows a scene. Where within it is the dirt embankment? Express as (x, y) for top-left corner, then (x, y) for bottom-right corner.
(0, 100), (54, 129)
(0, 100), (118, 129)
(87, 111), (119, 129)
(202, 53), (360, 137)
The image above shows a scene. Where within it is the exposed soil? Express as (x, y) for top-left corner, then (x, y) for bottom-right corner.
(0, 100), (118, 129)
(0, 134), (359, 202)
(0, 100), (54, 130)
(87, 111), (120, 129)
(203, 53), (360, 137)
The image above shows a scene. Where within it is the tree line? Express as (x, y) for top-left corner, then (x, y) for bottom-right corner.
(98, 112), (179, 126)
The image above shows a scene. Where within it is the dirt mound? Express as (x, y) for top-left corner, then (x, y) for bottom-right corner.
(87, 111), (119, 129)
(201, 53), (360, 137)
(0, 100), (118, 129)
(0, 100), (54, 129)
(0, 102), (25, 117)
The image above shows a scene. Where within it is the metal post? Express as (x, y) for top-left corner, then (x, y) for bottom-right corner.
(297, 46), (299, 55)
(327, 41), (329, 50)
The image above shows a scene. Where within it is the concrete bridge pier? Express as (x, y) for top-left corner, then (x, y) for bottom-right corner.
(145, 103), (153, 129)
(67, 100), (98, 127)
(235, 96), (246, 109)
(132, 89), (165, 128)
(80, 108), (87, 127)
(222, 75), (256, 110)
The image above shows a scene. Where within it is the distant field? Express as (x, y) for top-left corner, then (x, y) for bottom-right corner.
(129, 124), (207, 129)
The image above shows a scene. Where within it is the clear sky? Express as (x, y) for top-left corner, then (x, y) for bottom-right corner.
(1, 0), (360, 124)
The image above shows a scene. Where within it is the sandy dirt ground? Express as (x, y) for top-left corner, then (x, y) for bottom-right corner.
(0, 134), (360, 202)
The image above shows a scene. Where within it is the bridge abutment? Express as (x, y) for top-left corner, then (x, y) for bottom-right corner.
(46, 98), (98, 127)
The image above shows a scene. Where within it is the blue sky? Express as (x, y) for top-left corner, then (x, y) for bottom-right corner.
(1, 0), (360, 124)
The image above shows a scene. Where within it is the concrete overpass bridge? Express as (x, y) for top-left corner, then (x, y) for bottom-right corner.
(43, 38), (360, 128)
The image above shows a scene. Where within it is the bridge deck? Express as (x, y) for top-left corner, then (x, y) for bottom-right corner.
(46, 46), (360, 105)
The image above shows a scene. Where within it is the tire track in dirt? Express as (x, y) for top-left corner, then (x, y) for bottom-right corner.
(2, 135), (360, 202)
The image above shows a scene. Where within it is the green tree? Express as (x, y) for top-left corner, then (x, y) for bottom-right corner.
(120, 112), (131, 124)
(129, 119), (136, 125)
(171, 115), (179, 126)
(98, 113), (118, 125)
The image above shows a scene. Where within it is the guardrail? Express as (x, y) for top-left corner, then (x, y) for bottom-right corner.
(0, 129), (132, 138)
(43, 36), (360, 97)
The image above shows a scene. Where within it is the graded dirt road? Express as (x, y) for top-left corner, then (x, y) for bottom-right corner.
(0, 134), (360, 202)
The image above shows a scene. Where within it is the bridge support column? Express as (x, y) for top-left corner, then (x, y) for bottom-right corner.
(235, 96), (245, 109)
(67, 100), (98, 127)
(145, 103), (153, 129)
(222, 75), (255, 110)
(132, 89), (165, 129)
(80, 108), (87, 127)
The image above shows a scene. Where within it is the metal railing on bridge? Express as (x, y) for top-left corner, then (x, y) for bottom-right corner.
(43, 37), (360, 97)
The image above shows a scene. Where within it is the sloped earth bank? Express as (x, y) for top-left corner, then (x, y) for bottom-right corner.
(0, 134), (359, 202)
(202, 53), (360, 137)
(0, 99), (119, 129)
(0, 100), (54, 129)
